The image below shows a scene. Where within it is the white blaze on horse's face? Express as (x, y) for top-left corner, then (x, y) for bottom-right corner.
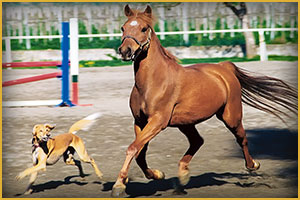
(130, 20), (138, 26)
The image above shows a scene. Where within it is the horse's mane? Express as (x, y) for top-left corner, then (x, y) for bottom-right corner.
(129, 9), (179, 63)
(154, 35), (179, 63)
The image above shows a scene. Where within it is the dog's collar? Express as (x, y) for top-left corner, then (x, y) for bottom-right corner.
(32, 141), (50, 155)
(33, 143), (40, 147)
(32, 143), (40, 153)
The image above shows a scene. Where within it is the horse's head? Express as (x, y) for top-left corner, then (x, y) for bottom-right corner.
(118, 5), (154, 61)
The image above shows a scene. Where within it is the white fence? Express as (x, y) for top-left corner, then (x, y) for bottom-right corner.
(2, 22), (298, 63)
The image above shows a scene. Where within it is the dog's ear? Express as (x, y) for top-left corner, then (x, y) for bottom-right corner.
(44, 124), (56, 133)
(32, 125), (39, 136)
(32, 124), (41, 136)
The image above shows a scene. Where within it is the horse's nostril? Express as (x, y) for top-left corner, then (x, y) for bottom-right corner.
(118, 47), (122, 54)
(126, 47), (132, 57)
(119, 46), (133, 60)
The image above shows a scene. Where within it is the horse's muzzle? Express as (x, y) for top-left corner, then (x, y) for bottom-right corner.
(118, 46), (134, 61)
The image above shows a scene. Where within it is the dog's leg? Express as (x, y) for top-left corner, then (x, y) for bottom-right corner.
(72, 142), (103, 179)
(63, 148), (85, 178)
(16, 149), (47, 180)
(23, 151), (39, 194)
(16, 161), (46, 180)
(79, 152), (103, 179)
(24, 172), (37, 195)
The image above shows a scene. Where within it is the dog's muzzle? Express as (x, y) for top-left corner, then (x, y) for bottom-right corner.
(41, 135), (53, 142)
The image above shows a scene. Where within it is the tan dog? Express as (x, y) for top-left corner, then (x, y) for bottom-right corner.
(16, 113), (103, 195)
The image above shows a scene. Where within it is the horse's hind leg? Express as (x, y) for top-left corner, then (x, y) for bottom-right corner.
(135, 123), (165, 180)
(229, 122), (260, 170)
(178, 125), (204, 185)
(218, 102), (260, 171)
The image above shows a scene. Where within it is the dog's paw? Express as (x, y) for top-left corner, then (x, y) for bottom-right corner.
(16, 172), (26, 181)
(24, 189), (33, 195)
(97, 172), (104, 180)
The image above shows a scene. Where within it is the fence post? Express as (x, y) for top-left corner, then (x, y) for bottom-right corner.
(259, 30), (268, 61)
(70, 18), (79, 105)
(182, 3), (189, 44)
(5, 38), (12, 63)
(158, 7), (165, 40)
(24, 10), (31, 49)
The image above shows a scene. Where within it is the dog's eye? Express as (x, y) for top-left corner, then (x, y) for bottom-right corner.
(121, 27), (124, 32)
(141, 27), (148, 33)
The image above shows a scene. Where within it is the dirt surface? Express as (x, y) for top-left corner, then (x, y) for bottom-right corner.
(2, 61), (298, 198)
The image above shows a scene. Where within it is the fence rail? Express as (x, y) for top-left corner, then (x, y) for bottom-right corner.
(3, 27), (297, 39)
(2, 27), (298, 63)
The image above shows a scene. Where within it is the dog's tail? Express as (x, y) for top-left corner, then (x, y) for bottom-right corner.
(68, 112), (102, 134)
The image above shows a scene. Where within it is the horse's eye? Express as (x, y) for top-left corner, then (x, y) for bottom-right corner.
(121, 27), (124, 32)
(141, 27), (148, 32)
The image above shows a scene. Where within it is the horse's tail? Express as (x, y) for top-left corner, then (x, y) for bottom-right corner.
(232, 63), (297, 121)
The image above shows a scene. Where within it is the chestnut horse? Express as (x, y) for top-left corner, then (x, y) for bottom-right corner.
(112, 5), (297, 197)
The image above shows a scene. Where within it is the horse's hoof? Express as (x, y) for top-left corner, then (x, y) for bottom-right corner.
(111, 183), (126, 197)
(152, 169), (165, 180)
(246, 160), (260, 171)
(178, 170), (190, 186)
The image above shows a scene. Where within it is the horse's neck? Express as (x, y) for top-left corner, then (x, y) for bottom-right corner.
(134, 35), (172, 89)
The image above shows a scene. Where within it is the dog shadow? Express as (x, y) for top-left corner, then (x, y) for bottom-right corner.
(15, 174), (92, 196)
(102, 171), (269, 198)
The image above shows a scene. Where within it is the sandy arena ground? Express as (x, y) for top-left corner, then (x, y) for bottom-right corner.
(2, 61), (298, 198)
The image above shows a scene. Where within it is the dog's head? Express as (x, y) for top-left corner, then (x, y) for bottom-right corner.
(32, 124), (56, 142)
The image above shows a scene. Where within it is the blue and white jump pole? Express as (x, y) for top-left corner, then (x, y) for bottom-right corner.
(2, 20), (81, 107)
(58, 22), (74, 107)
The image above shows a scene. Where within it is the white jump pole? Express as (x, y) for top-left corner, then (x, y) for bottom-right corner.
(3, 100), (62, 107)
(70, 18), (79, 105)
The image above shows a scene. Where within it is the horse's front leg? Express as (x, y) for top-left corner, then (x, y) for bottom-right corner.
(111, 114), (168, 197)
(135, 123), (165, 180)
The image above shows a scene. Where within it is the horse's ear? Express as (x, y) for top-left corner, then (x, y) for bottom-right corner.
(144, 5), (152, 17)
(124, 4), (134, 17)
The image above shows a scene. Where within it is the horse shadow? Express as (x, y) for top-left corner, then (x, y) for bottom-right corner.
(102, 172), (268, 198)
(101, 128), (298, 198)
(15, 174), (92, 196)
(245, 128), (298, 160)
